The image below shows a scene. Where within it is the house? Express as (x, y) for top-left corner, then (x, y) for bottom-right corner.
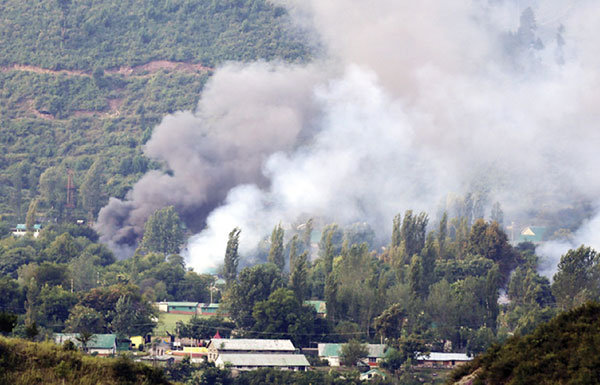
(303, 300), (327, 318)
(360, 368), (387, 381)
(415, 352), (472, 368)
(206, 339), (296, 362)
(54, 333), (120, 356)
(11, 224), (42, 238)
(518, 226), (546, 244)
(215, 353), (310, 372)
(318, 343), (387, 367)
(198, 303), (220, 316)
(167, 302), (199, 315)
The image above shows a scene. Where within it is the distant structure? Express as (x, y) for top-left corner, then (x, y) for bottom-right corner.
(66, 169), (76, 209)
(518, 226), (546, 244)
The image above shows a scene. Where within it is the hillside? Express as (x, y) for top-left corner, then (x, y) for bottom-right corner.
(0, 337), (170, 385)
(448, 302), (600, 385)
(0, 0), (310, 225)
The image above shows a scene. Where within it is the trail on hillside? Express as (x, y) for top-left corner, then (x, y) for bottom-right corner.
(0, 60), (213, 77)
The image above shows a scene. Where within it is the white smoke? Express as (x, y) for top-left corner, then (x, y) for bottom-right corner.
(95, 0), (600, 273)
(185, 0), (600, 272)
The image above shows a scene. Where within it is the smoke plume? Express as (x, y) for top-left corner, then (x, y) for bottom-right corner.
(97, 0), (600, 273)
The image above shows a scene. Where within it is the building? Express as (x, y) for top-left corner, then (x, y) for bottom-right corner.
(54, 333), (122, 356)
(518, 226), (546, 244)
(198, 303), (220, 316)
(360, 368), (387, 381)
(318, 343), (387, 367)
(11, 224), (42, 238)
(207, 339), (296, 362)
(415, 352), (472, 368)
(167, 302), (199, 314)
(303, 300), (327, 318)
(215, 353), (310, 372)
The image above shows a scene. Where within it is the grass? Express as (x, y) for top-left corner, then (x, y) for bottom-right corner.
(154, 313), (195, 336)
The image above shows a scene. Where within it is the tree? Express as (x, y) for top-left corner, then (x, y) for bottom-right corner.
(25, 199), (38, 233)
(139, 206), (184, 255)
(44, 232), (80, 263)
(76, 331), (94, 353)
(223, 227), (241, 287)
(0, 312), (17, 335)
(339, 339), (369, 366)
(374, 303), (406, 342)
(289, 251), (308, 302)
(552, 246), (600, 310)
(111, 294), (157, 338)
(401, 211), (429, 258)
(65, 305), (105, 333)
(226, 263), (284, 329)
(81, 159), (105, 219)
(252, 288), (315, 346)
(491, 202), (504, 226)
(268, 224), (285, 271)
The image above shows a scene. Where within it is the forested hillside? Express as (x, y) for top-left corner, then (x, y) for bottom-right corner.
(448, 302), (600, 385)
(0, 0), (310, 224)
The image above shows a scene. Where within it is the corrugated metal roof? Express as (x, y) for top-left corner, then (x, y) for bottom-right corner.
(168, 302), (199, 307)
(416, 352), (472, 361)
(216, 353), (309, 367)
(318, 343), (386, 358)
(54, 333), (116, 349)
(210, 339), (295, 351)
(304, 300), (327, 314)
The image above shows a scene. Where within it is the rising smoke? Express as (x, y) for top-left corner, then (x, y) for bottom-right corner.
(97, 0), (600, 275)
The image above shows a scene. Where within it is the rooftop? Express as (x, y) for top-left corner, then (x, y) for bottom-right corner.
(216, 353), (309, 367)
(209, 339), (295, 352)
(416, 352), (472, 362)
(318, 343), (386, 358)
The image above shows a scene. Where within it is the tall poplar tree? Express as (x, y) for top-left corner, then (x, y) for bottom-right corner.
(224, 227), (241, 286)
(268, 224), (285, 271)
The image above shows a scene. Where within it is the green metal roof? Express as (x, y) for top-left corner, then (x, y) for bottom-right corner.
(304, 300), (327, 314)
(55, 333), (116, 349)
(168, 302), (198, 307)
(318, 343), (341, 357)
(518, 226), (546, 243)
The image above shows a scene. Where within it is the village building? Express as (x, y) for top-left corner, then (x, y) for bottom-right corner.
(207, 338), (296, 362)
(318, 343), (387, 367)
(518, 226), (546, 244)
(166, 302), (199, 314)
(415, 352), (472, 368)
(11, 224), (42, 238)
(215, 353), (310, 372)
(54, 333), (128, 356)
(303, 300), (327, 318)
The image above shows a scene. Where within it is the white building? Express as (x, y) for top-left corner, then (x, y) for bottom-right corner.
(215, 353), (310, 371)
(206, 338), (296, 362)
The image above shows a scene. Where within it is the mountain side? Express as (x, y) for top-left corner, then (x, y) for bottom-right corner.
(0, 0), (310, 224)
(0, 336), (170, 385)
(448, 302), (600, 385)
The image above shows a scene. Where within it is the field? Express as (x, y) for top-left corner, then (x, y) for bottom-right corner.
(154, 312), (195, 336)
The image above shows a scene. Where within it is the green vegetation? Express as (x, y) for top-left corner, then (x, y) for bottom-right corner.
(156, 312), (195, 335)
(0, 336), (169, 385)
(0, 0), (309, 223)
(448, 302), (600, 385)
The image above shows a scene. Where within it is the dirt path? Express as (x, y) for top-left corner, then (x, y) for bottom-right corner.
(0, 60), (213, 77)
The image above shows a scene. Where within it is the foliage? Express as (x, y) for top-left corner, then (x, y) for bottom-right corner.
(252, 288), (315, 346)
(139, 206), (184, 255)
(339, 339), (369, 366)
(267, 224), (285, 271)
(224, 227), (241, 287)
(225, 263), (284, 329)
(450, 302), (600, 385)
(175, 316), (234, 340)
